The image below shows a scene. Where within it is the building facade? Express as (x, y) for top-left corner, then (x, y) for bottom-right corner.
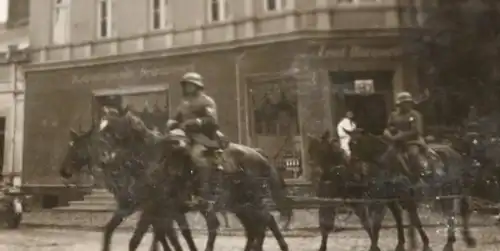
(25, 0), (428, 204)
(0, 0), (29, 188)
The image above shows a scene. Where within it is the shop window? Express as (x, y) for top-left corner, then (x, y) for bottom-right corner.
(248, 79), (302, 179)
(93, 87), (170, 132)
(52, 0), (70, 44)
(250, 81), (299, 136)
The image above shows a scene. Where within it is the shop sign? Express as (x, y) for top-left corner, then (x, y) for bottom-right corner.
(71, 65), (192, 85)
(354, 79), (375, 94)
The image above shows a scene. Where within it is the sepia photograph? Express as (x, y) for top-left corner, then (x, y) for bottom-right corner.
(0, 0), (499, 250)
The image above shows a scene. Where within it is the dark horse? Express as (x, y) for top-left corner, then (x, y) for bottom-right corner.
(60, 122), (196, 251)
(349, 131), (477, 251)
(455, 123), (500, 217)
(95, 108), (290, 251)
(309, 131), (413, 251)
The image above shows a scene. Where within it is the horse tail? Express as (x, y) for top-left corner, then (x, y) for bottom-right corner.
(263, 160), (293, 230)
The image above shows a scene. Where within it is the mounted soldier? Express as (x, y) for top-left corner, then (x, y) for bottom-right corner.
(165, 72), (227, 206)
(383, 91), (427, 182)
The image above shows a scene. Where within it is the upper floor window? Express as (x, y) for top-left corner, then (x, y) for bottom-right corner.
(52, 0), (70, 44)
(151, 0), (170, 30)
(265, 0), (283, 12)
(97, 0), (113, 38)
(209, 0), (228, 22)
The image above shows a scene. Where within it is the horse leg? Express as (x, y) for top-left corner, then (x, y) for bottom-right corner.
(442, 212), (456, 251)
(175, 213), (198, 251)
(260, 206), (288, 251)
(129, 212), (154, 251)
(369, 203), (386, 251)
(318, 205), (335, 251)
(408, 222), (418, 250)
(266, 164), (293, 230)
(252, 222), (267, 251)
(459, 196), (477, 248)
(102, 208), (133, 251)
(406, 202), (432, 251)
(220, 211), (230, 228)
(200, 209), (220, 251)
(353, 203), (382, 251)
(151, 218), (174, 251)
(147, 214), (183, 251)
(388, 202), (406, 251)
(236, 212), (255, 251)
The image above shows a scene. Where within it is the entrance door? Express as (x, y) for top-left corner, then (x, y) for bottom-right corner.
(344, 94), (388, 135)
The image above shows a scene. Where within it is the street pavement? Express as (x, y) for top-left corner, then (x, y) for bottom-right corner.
(22, 207), (500, 233)
(0, 226), (499, 251)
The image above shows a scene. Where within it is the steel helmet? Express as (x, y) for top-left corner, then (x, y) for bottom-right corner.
(396, 92), (414, 105)
(181, 72), (204, 88)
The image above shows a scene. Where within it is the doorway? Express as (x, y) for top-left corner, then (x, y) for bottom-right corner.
(344, 94), (388, 135)
(0, 117), (5, 175)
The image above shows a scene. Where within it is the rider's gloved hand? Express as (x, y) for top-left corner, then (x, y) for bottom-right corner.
(181, 119), (202, 131)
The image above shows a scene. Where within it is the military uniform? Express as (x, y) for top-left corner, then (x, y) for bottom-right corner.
(166, 72), (225, 207)
(385, 92), (426, 181)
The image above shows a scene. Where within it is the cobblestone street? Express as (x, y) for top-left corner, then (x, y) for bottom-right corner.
(0, 225), (499, 251)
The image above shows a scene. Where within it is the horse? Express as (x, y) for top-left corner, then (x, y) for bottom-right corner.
(456, 126), (500, 217)
(349, 131), (477, 251)
(60, 122), (196, 251)
(308, 131), (414, 251)
(95, 107), (290, 251)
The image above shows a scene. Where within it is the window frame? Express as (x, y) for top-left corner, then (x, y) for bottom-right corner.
(208, 0), (227, 23)
(52, 0), (71, 45)
(150, 0), (170, 30)
(97, 0), (113, 39)
(264, 0), (283, 12)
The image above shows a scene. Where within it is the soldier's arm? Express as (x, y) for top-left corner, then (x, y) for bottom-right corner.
(383, 113), (397, 139)
(166, 106), (183, 130)
(198, 96), (218, 126)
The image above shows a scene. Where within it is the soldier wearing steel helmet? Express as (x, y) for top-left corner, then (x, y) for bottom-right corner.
(383, 91), (426, 181)
(166, 72), (226, 206)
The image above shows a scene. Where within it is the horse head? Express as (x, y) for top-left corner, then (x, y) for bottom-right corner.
(98, 106), (130, 138)
(59, 126), (94, 186)
(349, 129), (388, 164)
(159, 128), (194, 177)
(307, 130), (344, 175)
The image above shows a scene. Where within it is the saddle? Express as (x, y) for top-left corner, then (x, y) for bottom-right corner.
(400, 143), (444, 178)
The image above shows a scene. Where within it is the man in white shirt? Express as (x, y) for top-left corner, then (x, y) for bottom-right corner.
(337, 111), (357, 160)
